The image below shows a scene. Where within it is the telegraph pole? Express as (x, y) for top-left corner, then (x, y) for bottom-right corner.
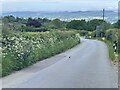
(101, 8), (105, 37)
(103, 8), (105, 21)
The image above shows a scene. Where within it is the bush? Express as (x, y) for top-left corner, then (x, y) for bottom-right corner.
(2, 31), (80, 76)
(23, 27), (49, 32)
(66, 20), (87, 30)
(26, 18), (42, 28)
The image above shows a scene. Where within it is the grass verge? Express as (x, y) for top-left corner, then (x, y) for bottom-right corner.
(98, 38), (115, 61)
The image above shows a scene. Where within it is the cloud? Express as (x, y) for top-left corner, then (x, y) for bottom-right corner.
(2, 0), (62, 2)
(2, 0), (119, 3)
(2, 0), (119, 12)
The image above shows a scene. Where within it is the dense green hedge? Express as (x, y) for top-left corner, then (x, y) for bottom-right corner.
(2, 31), (80, 77)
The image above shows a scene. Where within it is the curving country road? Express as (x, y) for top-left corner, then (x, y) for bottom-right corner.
(2, 39), (118, 88)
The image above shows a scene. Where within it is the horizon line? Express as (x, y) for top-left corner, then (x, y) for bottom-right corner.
(2, 9), (118, 13)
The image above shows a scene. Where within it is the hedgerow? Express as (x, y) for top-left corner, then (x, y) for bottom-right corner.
(2, 30), (80, 76)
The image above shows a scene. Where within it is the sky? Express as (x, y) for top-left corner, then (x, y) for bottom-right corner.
(1, 0), (119, 12)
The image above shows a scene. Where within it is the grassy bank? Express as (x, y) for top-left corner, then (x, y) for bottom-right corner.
(98, 38), (115, 61)
(2, 30), (80, 77)
(118, 30), (120, 64)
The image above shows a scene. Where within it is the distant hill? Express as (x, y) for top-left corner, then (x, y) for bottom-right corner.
(3, 11), (117, 23)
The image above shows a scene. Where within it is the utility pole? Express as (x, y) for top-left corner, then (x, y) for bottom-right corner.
(96, 9), (105, 37)
(103, 8), (105, 21)
(101, 8), (105, 37)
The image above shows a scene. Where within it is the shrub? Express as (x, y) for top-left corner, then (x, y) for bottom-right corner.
(26, 18), (42, 28)
(2, 31), (80, 76)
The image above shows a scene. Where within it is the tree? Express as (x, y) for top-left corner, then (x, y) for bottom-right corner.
(26, 18), (42, 28)
(3, 15), (16, 22)
(66, 20), (87, 30)
(86, 19), (111, 31)
(86, 19), (103, 31)
(113, 20), (120, 29)
(51, 19), (63, 29)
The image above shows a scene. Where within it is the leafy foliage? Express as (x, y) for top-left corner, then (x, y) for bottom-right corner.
(50, 19), (63, 29)
(66, 19), (111, 31)
(26, 18), (42, 27)
(2, 31), (80, 76)
(113, 20), (120, 29)
(1, 15), (120, 77)
(66, 20), (87, 30)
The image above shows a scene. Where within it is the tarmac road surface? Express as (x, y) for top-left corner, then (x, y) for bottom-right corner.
(2, 39), (118, 88)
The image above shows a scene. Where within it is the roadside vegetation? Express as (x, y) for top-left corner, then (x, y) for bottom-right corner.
(118, 30), (120, 62)
(98, 38), (115, 60)
(2, 16), (81, 77)
(97, 29), (118, 61)
(1, 15), (119, 76)
(2, 31), (80, 76)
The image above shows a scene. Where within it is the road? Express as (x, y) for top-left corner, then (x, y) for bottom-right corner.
(2, 39), (118, 88)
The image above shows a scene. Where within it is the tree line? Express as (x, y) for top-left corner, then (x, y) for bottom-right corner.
(2, 15), (120, 33)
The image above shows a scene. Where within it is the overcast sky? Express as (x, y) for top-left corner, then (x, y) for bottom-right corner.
(2, 0), (119, 12)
